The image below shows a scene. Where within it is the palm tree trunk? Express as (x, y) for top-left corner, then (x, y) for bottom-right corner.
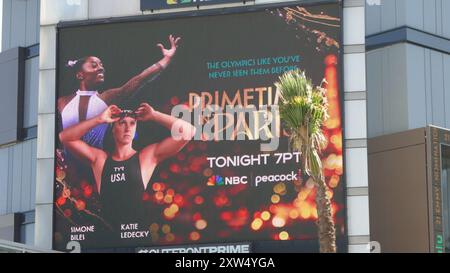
(314, 176), (337, 253)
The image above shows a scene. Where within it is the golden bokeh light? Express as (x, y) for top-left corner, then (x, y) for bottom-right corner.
(164, 195), (173, 204)
(152, 183), (162, 192)
(326, 190), (334, 200)
(289, 209), (299, 219)
(273, 183), (287, 195)
(279, 231), (289, 240)
(330, 133), (342, 150)
(162, 224), (171, 234)
(272, 216), (286, 228)
(190, 232), (200, 241)
(195, 220), (208, 230)
(329, 175), (340, 188)
(251, 219), (263, 231)
(155, 191), (164, 201)
(298, 190), (310, 201)
(271, 194), (281, 204)
(300, 207), (311, 219)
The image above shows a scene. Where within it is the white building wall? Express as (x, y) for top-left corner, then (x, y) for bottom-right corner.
(342, 0), (370, 253)
(37, 0), (369, 253)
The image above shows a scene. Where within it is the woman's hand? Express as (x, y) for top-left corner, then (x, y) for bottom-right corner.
(135, 103), (156, 122)
(99, 105), (122, 124)
(157, 35), (181, 59)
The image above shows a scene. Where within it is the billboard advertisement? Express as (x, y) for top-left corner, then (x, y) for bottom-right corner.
(54, 1), (345, 252)
(141, 0), (244, 10)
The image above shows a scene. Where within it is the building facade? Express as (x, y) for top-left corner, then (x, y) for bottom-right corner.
(366, 0), (450, 253)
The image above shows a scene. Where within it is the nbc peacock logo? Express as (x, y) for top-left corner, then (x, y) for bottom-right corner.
(207, 175), (224, 186)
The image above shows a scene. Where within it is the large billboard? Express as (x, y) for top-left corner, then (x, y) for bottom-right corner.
(54, 1), (345, 252)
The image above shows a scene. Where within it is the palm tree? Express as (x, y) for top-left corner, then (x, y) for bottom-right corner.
(275, 70), (336, 253)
